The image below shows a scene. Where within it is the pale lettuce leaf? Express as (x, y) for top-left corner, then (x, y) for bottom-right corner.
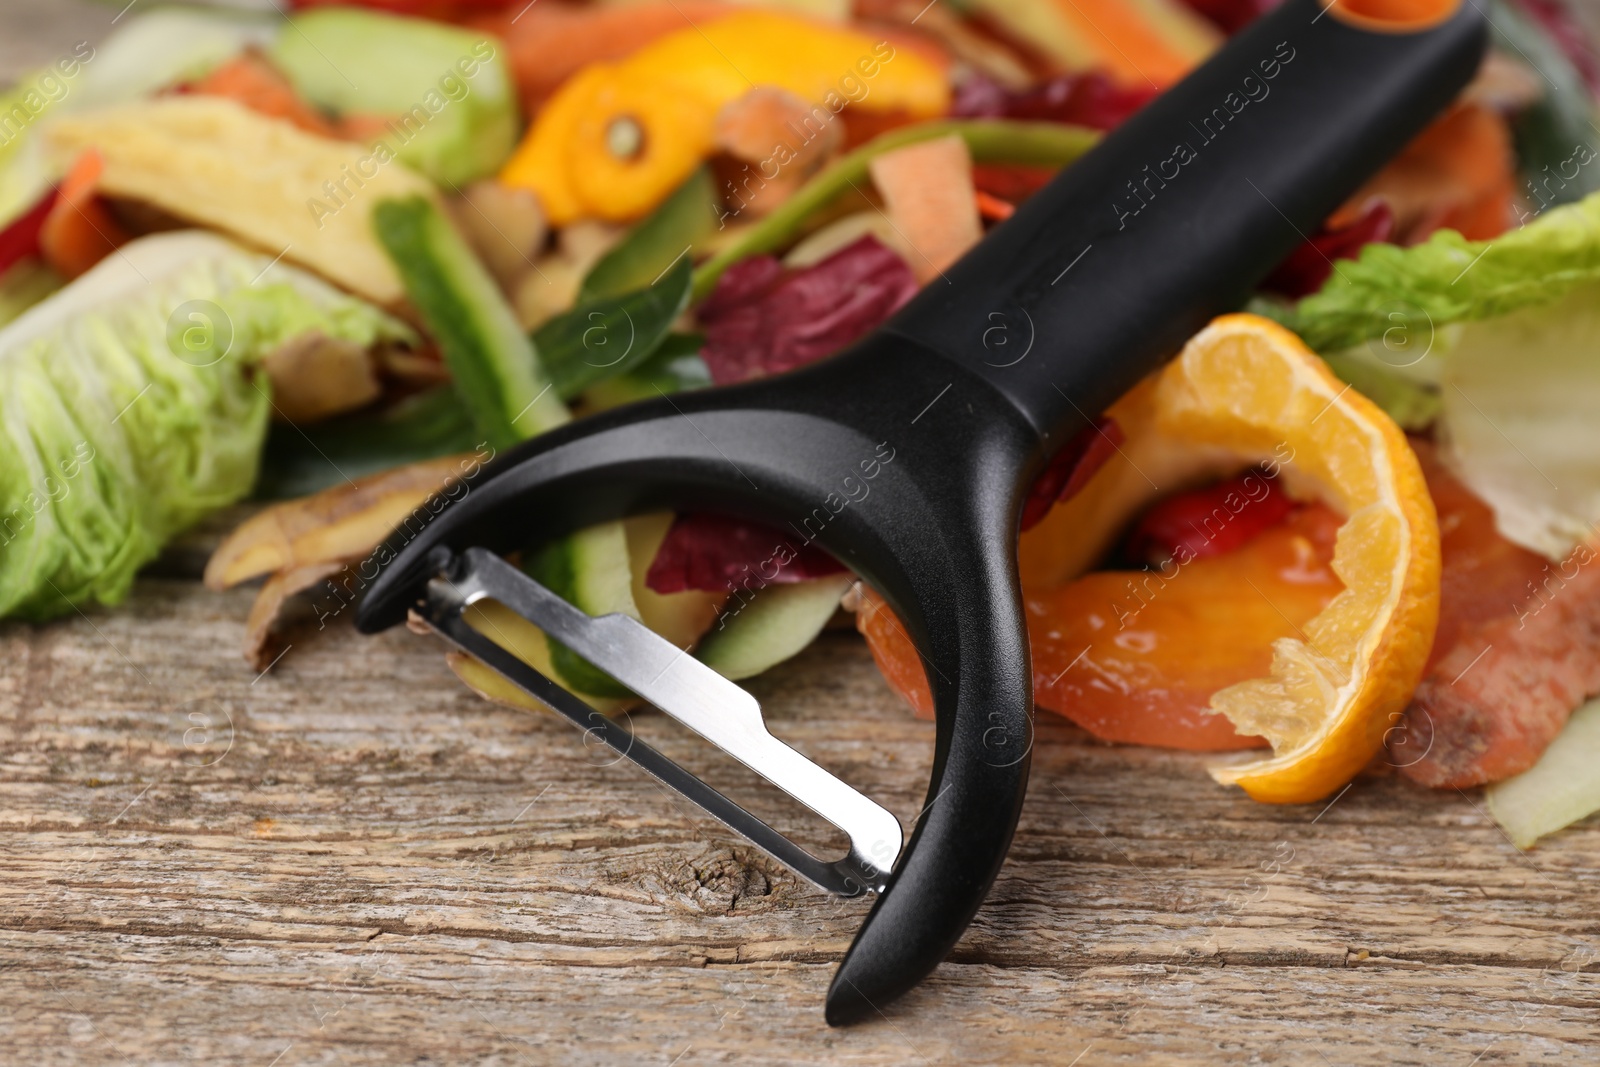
(1320, 350), (1442, 432)
(0, 230), (411, 619)
(1436, 280), (1600, 559)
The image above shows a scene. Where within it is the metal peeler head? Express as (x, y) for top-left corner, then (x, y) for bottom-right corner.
(357, 331), (1046, 1023)
(359, 0), (1486, 1026)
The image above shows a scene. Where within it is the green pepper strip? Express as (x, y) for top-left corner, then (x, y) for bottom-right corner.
(691, 119), (1101, 300)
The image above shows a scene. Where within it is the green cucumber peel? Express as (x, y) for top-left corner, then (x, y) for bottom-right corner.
(374, 200), (659, 699)
(270, 6), (519, 186)
(696, 575), (853, 681)
(692, 119), (1099, 300)
(374, 195), (566, 450)
(525, 524), (638, 699)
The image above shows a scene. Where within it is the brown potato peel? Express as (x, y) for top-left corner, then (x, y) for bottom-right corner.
(260, 332), (383, 425)
(208, 455), (475, 668)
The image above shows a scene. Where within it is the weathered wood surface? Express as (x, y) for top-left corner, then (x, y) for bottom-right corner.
(3, 501), (1599, 1065)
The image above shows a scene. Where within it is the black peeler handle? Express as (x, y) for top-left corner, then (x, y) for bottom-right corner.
(887, 0), (1487, 450)
(358, 0), (1487, 1029)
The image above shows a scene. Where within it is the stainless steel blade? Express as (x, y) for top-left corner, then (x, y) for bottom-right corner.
(415, 546), (904, 896)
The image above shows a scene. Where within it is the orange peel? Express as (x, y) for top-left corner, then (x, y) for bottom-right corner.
(1156, 314), (1440, 802)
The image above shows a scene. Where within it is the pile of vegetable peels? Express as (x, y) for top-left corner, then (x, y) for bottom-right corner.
(5, 0), (1600, 846)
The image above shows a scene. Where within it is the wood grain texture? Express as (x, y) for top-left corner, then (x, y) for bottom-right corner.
(3, 528), (1598, 1065)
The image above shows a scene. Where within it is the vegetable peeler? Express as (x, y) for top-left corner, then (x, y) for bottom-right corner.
(359, 0), (1484, 1024)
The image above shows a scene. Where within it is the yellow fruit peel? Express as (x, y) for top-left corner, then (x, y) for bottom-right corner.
(44, 96), (436, 305)
(500, 11), (949, 223)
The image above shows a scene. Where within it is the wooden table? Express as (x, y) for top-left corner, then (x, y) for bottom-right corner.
(3, 2), (1599, 1062)
(4, 504), (1598, 1065)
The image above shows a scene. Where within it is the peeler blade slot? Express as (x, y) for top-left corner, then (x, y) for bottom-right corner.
(417, 546), (903, 897)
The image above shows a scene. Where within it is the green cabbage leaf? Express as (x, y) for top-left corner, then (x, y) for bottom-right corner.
(1267, 192), (1600, 558)
(1275, 190), (1600, 355)
(0, 230), (412, 619)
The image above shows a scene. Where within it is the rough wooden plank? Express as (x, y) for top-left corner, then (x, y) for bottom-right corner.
(2, 577), (1598, 1064)
(8, 937), (1598, 1067)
